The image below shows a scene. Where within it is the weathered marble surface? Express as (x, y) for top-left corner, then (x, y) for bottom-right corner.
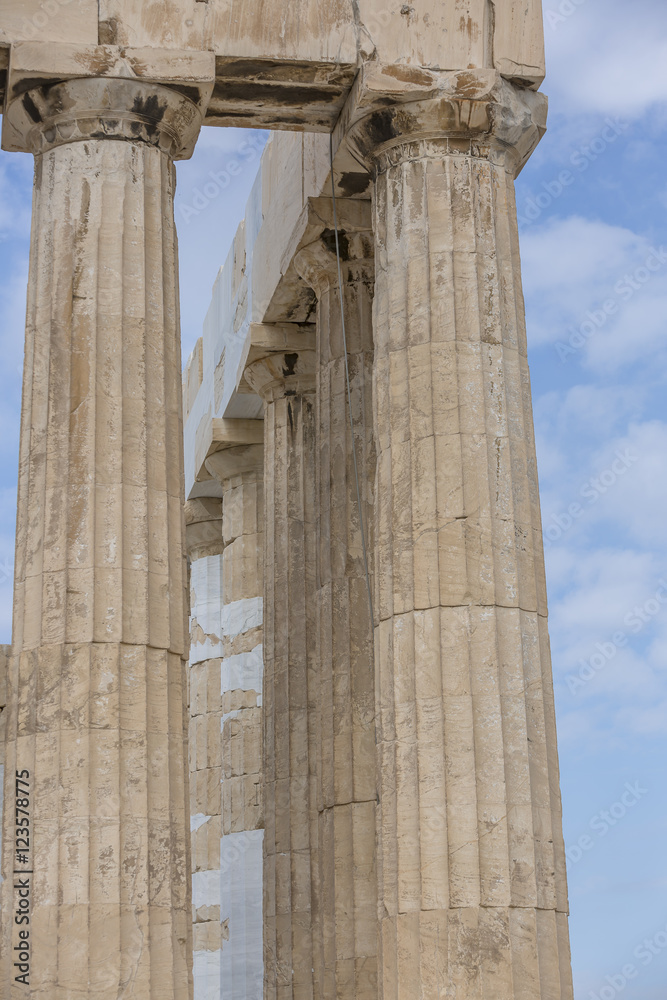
(0, 79), (198, 1000)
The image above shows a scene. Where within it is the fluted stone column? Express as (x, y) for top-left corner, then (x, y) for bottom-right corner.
(347, 76), (573, 998)
(185, 498), (226, 998)
(245, 346), (317, 1000)
(205, 430), (265, 1000)
(1, 78), (205, 999)
(294, 211), (377, 1000)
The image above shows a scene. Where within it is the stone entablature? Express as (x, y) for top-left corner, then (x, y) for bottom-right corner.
(0, 2), (545, 133)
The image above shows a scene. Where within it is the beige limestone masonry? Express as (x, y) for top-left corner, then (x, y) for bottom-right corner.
(293, 204), (377, 1000)
(0, 78), (199, 999)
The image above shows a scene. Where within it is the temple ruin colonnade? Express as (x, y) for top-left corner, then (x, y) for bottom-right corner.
(0, 2), (573, 998)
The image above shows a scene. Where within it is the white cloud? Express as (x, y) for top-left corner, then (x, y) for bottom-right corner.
(536, 411), (667, 745)
(523, 216), (643, 297)
(522, 215), (667, 374)
(549, 547), (656, 638)
(584, 289), (667, 373)
(544, 0), (667, 117)
(594, 421), (667, 548)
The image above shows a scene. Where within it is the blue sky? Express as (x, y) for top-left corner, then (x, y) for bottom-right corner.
(0, 1), (666, 996)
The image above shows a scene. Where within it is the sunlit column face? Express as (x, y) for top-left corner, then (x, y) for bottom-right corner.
(0, 77), (204, 999)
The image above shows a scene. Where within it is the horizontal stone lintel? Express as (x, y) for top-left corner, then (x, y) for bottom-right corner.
(2, 42), (358, 132)
(0, 2), (545, 127)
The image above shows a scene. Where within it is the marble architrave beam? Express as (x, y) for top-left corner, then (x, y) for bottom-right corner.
(0, 0), (545, 131)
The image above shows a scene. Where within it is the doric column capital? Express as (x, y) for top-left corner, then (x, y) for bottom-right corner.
(293, 229), (374, 299)
(184, 497), (223, 561)
(343, 68), (547, 177)
(200, 419), (264, 486)
(3, 76), (206, 159)
(239, 323), (317, 402)
(289, 197), (374, 298)
(205, 443), (264, 485)
(245, 350), (317, 403)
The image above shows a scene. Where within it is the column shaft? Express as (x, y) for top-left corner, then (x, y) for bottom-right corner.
(1, 80), (200, 999)
(186, 498), (226, 997)
(245, 352), (317, 1000)
(350, 89), (572, 999)
(186, 440), (265, 1000)
(295, 222), (378, 1000)
(216, 449), (265, 1000)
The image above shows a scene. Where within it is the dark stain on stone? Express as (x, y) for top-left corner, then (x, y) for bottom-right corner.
(11, 76), (53, 100)
(131, 93), (166, 139)
(455, 70), (483, 97)
(206, 109), (252, 119)
(22, 91), (42, 125)
(382, 64), (433, 88)
(364, 109), (398, 147)
(460, 13), (478, 40)
(282, 353), (299, 378)
(98, 17), (119, 44)
(283, 287), (317, 323)
(287, 399), (294, 433)
(132, 94), (166, 122)
(268, 116), (332, 128)
(206, 105), (334, 129)
(506, 76), (532, 90)
(169, 83), (201, 105)
(216, 56), (353, 88)
(303, 295), (317, 322)
(80, 49), (117, 77)
(72, 179), (91, 301)
(212, 80), (341, 107)
(321, 228), (350, 261)
(337, 171), (371, 197)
